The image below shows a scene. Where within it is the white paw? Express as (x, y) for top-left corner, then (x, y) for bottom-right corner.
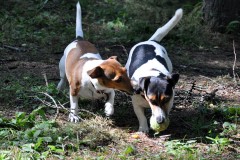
(104, 102), (114, 116)
(68, 113), (80, 123)
(138, 126), (149, 133)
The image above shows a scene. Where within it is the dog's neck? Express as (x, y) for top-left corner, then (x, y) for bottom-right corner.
(80, 53), (102, 60)
(132, 68), (169, 88)
(89, 78), (106, 92)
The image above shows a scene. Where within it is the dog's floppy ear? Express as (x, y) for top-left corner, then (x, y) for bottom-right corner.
(138, 77), (151, 93)
(167, 73), (179, 86)
(87, 66), (104, 78)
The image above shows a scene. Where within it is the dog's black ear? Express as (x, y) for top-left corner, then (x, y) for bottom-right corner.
(87, 66), (104, 78)
(139, 77), (151, 93)
(167, 73), (179, 86)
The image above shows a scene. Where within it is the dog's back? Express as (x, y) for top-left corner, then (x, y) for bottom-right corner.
(125, 9), (183, 82)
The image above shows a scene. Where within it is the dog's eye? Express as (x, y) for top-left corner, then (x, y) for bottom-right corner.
(115, 76), (122, 83)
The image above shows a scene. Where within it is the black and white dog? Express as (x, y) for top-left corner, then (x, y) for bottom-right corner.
(125, 9), (183, 133)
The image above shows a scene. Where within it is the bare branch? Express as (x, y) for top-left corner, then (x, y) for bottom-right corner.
(3, 44), (27, 52)
(35, 92), (84, 121)
(232, 40), (237, 83)
(42, 72), (49, 87)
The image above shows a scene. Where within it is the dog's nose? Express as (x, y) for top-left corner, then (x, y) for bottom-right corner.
(156, 116), (165, 124)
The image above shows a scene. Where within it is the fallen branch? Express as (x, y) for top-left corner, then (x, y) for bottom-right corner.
(3, 44), (27, 52)
(34, 92), (84, 121)
(40, 92), (60, 120)
(34, 92), (99, 121)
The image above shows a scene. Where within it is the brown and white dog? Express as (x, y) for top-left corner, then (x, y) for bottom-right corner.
(57, 2), (133, 122)
(125, 9), (183, 133)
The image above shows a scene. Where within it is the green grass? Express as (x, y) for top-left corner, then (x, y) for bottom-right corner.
(0, 81), (239, 159)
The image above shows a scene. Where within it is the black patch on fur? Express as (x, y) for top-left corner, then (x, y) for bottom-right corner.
(146, 77), (173, 106)
(129, 44), (169, 78)
(155, 55), (169, 71)
(151, 68), (167, 78)
(151, 40), (167, 55)
(76, 36), (84, 41)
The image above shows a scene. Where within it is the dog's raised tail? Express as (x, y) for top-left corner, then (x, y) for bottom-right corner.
(76, 2), (83, 38)
(148, 8), (183, 42)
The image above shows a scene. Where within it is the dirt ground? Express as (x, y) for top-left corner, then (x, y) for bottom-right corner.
(0, 36), (239, 158)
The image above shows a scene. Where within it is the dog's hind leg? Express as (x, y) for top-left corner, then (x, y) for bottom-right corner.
(57, 55), (67, 90)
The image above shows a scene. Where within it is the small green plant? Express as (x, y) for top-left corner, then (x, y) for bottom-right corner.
(206, 136), (229, 152)
(226, 20), (240, 34)
(0, 107), (65, 159)
(220, 122), (237, 136)
(164, 140), (201, 159)
(0, 152), (10, 160)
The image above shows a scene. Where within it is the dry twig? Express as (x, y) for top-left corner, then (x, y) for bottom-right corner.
(34, 92), (100, 121)
(3, 44), (27, 52)
(42, 72), (49, 87)
(232, 40), (238, 83)
(34, 92), (84, 121)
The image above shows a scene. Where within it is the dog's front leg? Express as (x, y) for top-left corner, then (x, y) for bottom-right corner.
(69, 94), (80, 122)
(104, 89), (115, 116)
(132, 95), (149, 133)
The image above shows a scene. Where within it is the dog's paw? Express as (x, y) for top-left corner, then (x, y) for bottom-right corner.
(138, 126), (149, 133)
(104, 102), (114, 116)
(68, 113), (80, 123)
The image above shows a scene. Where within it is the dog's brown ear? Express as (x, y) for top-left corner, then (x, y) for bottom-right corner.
(87, 66), (104, 78)
(167, 73), (179, 86)
(108, 56), (118, 61)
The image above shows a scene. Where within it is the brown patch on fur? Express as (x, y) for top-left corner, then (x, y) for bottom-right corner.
(68, 58), (89, 96)
(160, 95), (165, 102)
(145, 93), (170, 114)
(66, 40), (98, 96)
(66, 41), (98, 76)
(148, 94), (157, 102)
(94, 58), (133, 94)
(160, 95), (170, 114)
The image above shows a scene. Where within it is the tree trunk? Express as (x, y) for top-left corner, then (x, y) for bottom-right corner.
(203, 0), (240, 33)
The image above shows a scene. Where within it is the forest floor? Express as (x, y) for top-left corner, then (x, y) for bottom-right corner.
(0, 36), (239, 159)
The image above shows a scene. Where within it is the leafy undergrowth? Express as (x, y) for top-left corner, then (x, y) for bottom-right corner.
(0, 82), (239, 159)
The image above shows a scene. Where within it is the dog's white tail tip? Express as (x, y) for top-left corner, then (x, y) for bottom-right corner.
(148, 8), (183, 42)
(76, 1), (83, 38)
(175, 8), (183, 19)
(77, 2), (80, 9)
